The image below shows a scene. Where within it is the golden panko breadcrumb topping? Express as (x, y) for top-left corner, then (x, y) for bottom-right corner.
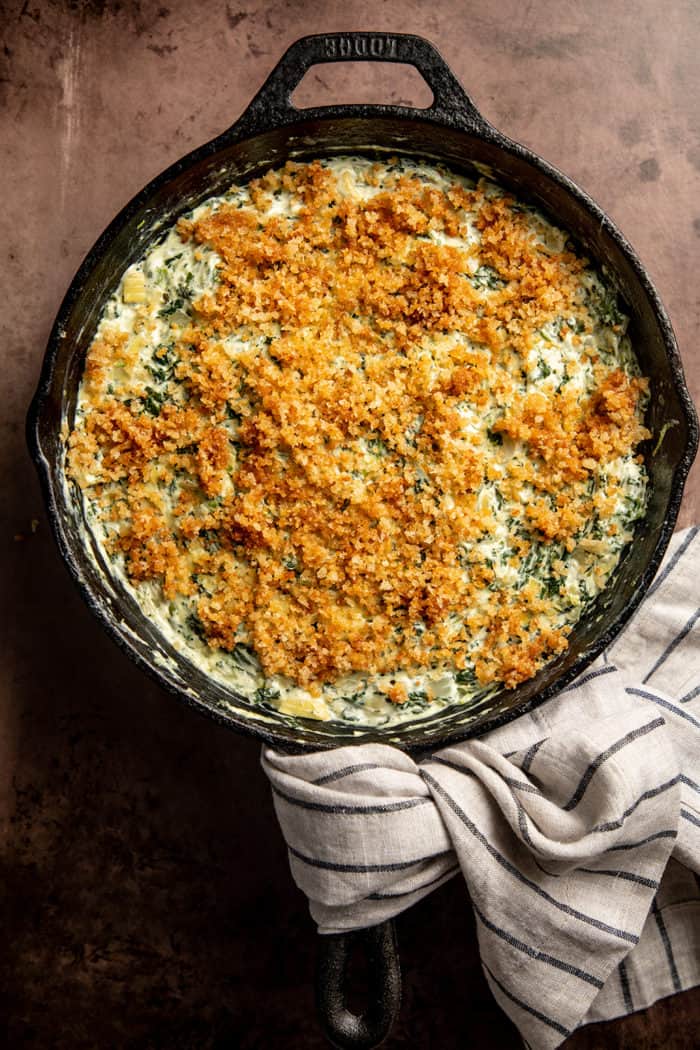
(68, 158), (650, 710)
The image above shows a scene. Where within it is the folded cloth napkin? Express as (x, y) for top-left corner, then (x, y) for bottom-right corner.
(262, 526), (700, 1048)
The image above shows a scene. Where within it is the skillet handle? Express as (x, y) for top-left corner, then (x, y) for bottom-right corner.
(316, 920), (401, 1049)
(228, 31), (492, 140)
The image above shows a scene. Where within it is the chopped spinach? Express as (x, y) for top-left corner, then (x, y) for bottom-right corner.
(142, 386), (165, 417)
(255, 684), (281, 705)
(186, 613), (208, 642)
(159, 297), (185, 318)
(470, 265), (506, 291)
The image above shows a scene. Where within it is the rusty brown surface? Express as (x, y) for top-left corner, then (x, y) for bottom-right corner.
(1, 1), (699, 1046)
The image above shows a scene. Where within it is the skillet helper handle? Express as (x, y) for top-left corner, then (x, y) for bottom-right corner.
(229, 31), (492, 139)
(316, 920), (401, 1050)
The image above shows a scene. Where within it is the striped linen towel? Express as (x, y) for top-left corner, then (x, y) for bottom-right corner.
(263, 526), (700, 1048)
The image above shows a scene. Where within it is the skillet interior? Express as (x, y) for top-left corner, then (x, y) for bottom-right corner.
(28, 47), (698, 753)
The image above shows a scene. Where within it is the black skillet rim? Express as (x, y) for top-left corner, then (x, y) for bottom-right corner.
(27, 32), (699, 754)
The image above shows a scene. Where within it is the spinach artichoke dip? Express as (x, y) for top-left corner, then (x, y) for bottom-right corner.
(67, 156), (650, 727)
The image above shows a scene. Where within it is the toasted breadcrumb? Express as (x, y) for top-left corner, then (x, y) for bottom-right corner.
(68, 158), (650, 699)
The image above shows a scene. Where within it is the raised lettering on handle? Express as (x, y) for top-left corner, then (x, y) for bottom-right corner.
(323, 34), (399, 60)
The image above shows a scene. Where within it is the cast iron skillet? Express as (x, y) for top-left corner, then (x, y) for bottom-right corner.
(28, 32), (698, 1050)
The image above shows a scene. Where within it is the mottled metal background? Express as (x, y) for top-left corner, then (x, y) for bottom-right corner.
(1, 1), (699, 1046)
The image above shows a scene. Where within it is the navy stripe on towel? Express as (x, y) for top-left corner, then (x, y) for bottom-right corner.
(483, 962), (571, 1037)
(559, 664), (619, 695)
(521, 738), (547, 775)
(272, 785), (430, 816)
(504, 777), (541, 795)
(604, 829), (677, 853)
(619, 959), (633, 1012)
(652, 899), (682, 992)
(421, 769), (638, 944)
(288, 844), (452, 874)
(591, 777), (679, 833)
(645, 525), (699, 600)
(367, 867), (458, 900)
(312, 763), (384, 786)
(562, 718), (664, 811)
(578, 867), (659, 889)
(472, 899), (603, 988)
(642, 606), (700, 684)
(680, 684), (700, 704)
(626, 688), (700, 731)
